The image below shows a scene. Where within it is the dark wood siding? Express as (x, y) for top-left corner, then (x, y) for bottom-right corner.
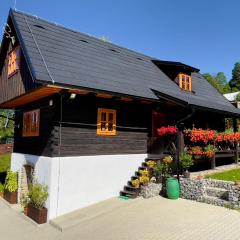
(51, 94), (151, 157)
(14, 94), (151, 157)
(0, 22), (35, 104)
(14, 95), (58, 157)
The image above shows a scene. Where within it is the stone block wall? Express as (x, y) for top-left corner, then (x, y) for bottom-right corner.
(180, 177), (240, 209)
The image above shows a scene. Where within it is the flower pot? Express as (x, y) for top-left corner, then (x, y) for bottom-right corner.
(183, 170), (190, 178)
(24, 207), (28, 215)
(27, 204), (47, 224)
(3, 190), (18, 204)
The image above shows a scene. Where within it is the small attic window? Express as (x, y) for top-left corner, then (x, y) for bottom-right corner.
(136, 57), (144, 61)
(8, 46), (21, 78)
(79, 39), (89, 43)
(179, 73), (192, 92)
(109, 49), (119, 53)
(33, 24), (46, 29)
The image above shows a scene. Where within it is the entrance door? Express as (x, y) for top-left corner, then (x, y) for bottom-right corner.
(148, 111), (167, 155)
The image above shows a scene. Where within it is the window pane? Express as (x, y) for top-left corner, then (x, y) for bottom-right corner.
(101, 112), (106, 121)
(101, 122), (107, 131)
(108, 122), (113, 131)
(108, 113), (113, 121)
(182, 80), (185, 89)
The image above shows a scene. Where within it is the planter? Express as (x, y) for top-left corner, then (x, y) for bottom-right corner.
(27, 204), (47, 224)
(183, 170), (190, 178)
(24, 207), (28, 215)
(3, 190), (17, 204)
(166, 177), (180, 200)
(0, 192), (3, 198)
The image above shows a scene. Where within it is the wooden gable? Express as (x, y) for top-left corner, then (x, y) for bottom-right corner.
(0, 18), (35, 106)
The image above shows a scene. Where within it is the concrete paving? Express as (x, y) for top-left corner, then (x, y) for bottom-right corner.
(1, 196), (240, 240)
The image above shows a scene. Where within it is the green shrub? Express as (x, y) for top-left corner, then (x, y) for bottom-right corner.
(4, 170), (18, 192)
(28, 182), (48, 210)
(180, 152), (194, 170)
(0, 183), (4, 193)
(236, 93), (240, 101)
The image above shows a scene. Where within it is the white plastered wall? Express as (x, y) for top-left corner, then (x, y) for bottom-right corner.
(11, 152), (146, 220)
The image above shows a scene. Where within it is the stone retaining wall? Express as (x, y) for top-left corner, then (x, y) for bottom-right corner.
(180, 177), (240, 209)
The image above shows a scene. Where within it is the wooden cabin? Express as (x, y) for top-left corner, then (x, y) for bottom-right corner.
(0, 9), (240, 220)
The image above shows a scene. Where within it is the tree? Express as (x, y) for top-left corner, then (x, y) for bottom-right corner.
(215, 72), (227, 86)
(99, 36), (111, 43)
(0, 110), (14, 143)
(229, 62), (240, 90)
(203, 72), (231, 94)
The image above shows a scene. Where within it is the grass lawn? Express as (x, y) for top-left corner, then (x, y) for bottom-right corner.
(0, 154), (11, 173)
(206, 168), (240, 182)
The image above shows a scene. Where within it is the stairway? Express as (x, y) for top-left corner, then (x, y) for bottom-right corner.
(119, 158), (160, 199)
(201, 184), (230, 207)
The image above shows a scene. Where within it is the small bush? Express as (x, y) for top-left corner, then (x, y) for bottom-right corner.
(180, 152), (194, 170)
(4, 170), (18, 192)
(0, 183), (4, 193)
(28, 182), (48, 210)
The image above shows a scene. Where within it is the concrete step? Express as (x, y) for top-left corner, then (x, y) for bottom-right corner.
(201, 196), (230, 207)
(50, 197), (138, 232)
(205, 187), (229, 200)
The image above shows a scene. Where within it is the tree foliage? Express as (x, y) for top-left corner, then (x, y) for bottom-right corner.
(229, 62), (240, 90)
(0, 110), (14, 143)
(202, 72), (231, 94)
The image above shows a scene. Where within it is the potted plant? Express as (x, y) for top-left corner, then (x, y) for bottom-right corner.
(0, 183), (4, 197)
(27, 182), (48, 224)
(153, 164), (162, 183)
(139, 175), (150, 186)
(4, 170), (18, 204)
(20, 193), (30, 215)
(179, 152), (194, 178)
(204, 144), (215, 158)
(131, 179), (140, 188)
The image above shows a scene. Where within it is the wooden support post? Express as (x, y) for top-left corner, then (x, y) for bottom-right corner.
(233, 118), (239, 164)
(176, 123), (184, 180)
(211, 155), (216, 169)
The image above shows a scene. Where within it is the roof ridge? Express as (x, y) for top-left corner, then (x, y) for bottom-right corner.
(10, 8), (155, 61)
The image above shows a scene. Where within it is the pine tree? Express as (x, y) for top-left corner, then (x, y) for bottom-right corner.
(229, 62), (240, 90)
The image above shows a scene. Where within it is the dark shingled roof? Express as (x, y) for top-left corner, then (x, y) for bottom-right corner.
(7, 9), (240, 115)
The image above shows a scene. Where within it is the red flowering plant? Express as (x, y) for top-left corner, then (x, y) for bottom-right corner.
(189, 146), (203, 156)
(203, 145), (215, 158)
(184, 128), (216, 144)
(157, 126), (177, 137)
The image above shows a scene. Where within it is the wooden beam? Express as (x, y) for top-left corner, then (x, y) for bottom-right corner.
(68, 89), (90, 95)
(96, 93), (113, 99)
(118, 97), (133, 102)
(0, 86), (61, 108)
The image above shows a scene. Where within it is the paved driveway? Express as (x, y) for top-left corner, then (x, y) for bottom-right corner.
(1, 196), (240, 240)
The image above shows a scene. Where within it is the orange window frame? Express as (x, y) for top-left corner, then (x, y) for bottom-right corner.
(22, 109), (40, 137)
(179, 73), (192, 92)
(97, 108), (116, 136)
(8, 46), (20, 78)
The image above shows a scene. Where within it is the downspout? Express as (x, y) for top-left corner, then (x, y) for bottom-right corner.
(56, 92), (63, 217)
(176, 107), (195, 181)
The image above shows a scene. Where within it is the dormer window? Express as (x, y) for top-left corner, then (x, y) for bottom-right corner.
(8, 46), (20, 78)
(179, 73), (192, 92)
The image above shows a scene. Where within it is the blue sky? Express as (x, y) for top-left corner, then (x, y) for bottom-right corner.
(1, 0), (239, 80)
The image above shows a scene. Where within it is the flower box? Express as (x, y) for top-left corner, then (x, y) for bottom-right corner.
(3, 190), (17, 204)
(27, 204), (47, 224)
